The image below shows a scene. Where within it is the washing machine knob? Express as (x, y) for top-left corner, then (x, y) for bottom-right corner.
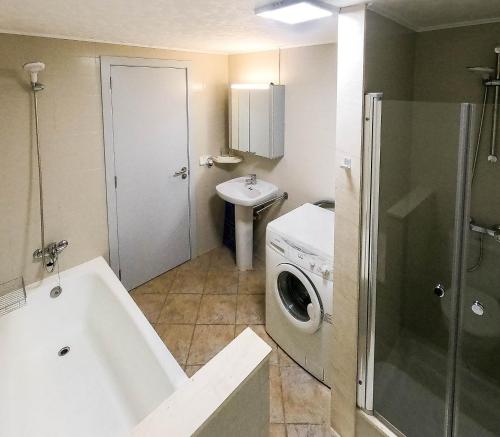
(319, 264), (331, 278)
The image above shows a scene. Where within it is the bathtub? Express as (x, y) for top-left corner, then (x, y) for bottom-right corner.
(0, 257), (188, 437)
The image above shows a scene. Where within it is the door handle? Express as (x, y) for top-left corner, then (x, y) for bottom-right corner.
(173, 167), (188, 178)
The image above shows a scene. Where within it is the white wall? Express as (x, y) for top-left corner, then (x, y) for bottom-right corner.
(228, 44), (337, 257)
(0, 34), (231, 286)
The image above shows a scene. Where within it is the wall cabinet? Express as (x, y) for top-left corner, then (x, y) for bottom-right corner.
(229, 84), (285, 159)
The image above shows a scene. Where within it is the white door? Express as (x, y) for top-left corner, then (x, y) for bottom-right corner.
(110, 65), (191, 290)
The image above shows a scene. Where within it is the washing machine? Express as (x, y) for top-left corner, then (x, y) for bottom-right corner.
(265, 203), (334, 386)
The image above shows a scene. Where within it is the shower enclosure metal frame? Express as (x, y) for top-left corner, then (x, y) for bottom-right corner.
(357, 92), (382, 413)
(356, 93), (476, 436)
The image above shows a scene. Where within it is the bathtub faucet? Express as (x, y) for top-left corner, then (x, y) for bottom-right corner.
(33, 240), (69, 270)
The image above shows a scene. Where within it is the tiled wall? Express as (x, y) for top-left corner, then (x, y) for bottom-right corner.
(0, 34), (232, 286)
(228, 44), (337, 258)
(330, 5), (366, 437)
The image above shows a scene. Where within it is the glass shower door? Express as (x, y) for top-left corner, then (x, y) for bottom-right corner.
(453, 102), (500, 436)
(359, 95), (475, 436)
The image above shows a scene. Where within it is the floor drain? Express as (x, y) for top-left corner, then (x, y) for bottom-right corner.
(58, 346), (70, 357)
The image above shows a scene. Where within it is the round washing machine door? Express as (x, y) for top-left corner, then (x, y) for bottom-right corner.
(272, 263), (323, 334)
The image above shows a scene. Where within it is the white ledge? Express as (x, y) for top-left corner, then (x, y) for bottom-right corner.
(131, 328), (272, 437)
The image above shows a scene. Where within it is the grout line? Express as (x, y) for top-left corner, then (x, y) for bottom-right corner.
(185, 277), (206, 367)
(234, 277), (240, 327)
(278, 364), (287, 429)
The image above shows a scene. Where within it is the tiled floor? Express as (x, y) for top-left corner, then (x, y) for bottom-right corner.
(131, 246), (332, 437)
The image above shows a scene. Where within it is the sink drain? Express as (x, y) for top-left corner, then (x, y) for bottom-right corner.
(58, 346), (70, 357)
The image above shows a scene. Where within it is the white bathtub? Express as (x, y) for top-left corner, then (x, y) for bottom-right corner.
(0, 257), (187, 437)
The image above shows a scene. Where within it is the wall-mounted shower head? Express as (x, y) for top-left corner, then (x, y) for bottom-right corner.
(23, 61), (45, 90)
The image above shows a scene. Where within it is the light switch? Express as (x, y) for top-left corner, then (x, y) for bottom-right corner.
(340, 157), (352, 169)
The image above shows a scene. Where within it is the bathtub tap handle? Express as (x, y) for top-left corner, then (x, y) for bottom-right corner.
(55, 240), (69, 253)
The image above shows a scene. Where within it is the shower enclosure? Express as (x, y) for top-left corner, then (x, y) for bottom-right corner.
(357, 92), (500, 436)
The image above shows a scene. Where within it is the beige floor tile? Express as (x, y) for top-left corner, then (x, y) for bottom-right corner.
(270, 365), (285, 423)
(286, 424), (334, 437)
(278, 347), (299, 367)
(132, 293), (166, 324)
(209, 246), (238, 271)
(156, 323), (195, 366)
(185, 365), (203, 378)
(171, 270), (207, 294)
(236, 294), (265, 324)
(235, 324), (278, 365)
(197, 295), (237, 324)
(269, 424), (286, 437)
(176, 253), (211, 272)
(238, 269), (266, 294)
(133, 251), (330, 433)
(187, 325), (235, 365)
(281, 366), (330, 424)
(204, 270), (239, 294)
(158, 294), (201, 324)
(132, 269), (176, 295)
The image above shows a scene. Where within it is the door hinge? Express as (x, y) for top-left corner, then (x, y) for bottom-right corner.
(114, 175), (118, 189)
(118, 269), (121, 280)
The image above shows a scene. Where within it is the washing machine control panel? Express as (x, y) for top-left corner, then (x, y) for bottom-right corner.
(268, 235), (333, 281)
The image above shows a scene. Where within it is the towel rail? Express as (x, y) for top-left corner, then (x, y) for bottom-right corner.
(253, 192), (288, 219)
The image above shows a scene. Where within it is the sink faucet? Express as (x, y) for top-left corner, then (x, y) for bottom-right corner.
(245, 174), (257, 185)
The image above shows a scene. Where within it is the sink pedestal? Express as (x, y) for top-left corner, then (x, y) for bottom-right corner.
(216, 176), (278, 271)
(235, 205), (253, 271)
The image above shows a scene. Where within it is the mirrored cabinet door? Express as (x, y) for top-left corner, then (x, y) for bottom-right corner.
(229, 84), (284, 159)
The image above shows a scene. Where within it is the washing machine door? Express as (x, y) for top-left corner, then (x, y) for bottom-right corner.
(273, 263), (323, 334)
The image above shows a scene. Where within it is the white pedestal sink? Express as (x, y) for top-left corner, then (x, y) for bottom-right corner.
(216, 177), (278, 270)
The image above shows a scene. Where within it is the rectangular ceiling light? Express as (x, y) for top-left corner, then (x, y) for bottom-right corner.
(231, 83), (271, 90)
(255, 0), (338, 25)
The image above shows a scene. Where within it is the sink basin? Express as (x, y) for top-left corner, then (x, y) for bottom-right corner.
(216, 177), (280, 271)
(216, 177), (278, 207)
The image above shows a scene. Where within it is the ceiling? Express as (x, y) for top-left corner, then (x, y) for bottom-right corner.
(0, 0), (364, 54)
(370, 0), (500, 32)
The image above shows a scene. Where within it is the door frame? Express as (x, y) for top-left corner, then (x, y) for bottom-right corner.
(100, 56), (197, 277)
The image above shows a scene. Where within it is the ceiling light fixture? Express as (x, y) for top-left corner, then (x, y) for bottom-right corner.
(231, 83), (271, 90)
(255, 0), (338, 25)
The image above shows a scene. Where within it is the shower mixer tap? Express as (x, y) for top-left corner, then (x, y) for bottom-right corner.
(469, 220), (500, 243)
(33, 240), (69, 268)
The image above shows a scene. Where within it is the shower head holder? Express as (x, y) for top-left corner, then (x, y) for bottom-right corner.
(23, 62), (45, 89)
